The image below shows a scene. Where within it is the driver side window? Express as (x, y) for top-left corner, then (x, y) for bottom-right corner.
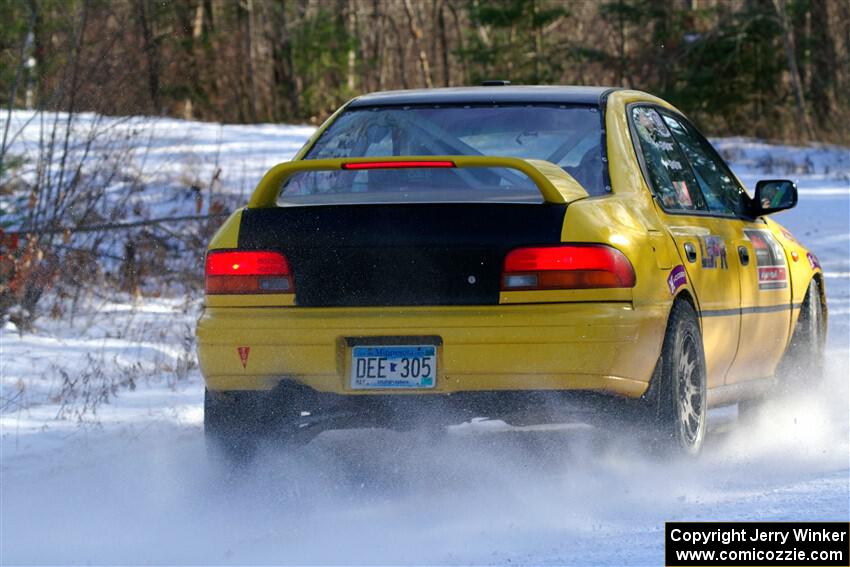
(630, 106), (707, 212)
(660, 113), (749, 217)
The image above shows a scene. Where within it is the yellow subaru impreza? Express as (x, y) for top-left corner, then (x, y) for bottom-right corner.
(197, 85), (826, 460)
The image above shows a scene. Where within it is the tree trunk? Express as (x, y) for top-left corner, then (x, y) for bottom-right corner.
(437, 0), (450, 86)
(774, 0), (814, 140)
(347, 1), (357, 93)
(402, 0), (433, 88)
(134, 0), (161, 112)
(446, 2), (468, 85)
(532, 0), (542, 83)
(386, 13), (409, 89)
(618, 0), (626, 86)
(271, 2), (299, 119)
(809, 0), (837, 128)
(1, 3), (36, 176)
(370, 0), (385, 91)
(190, 0), (206, 119)
(241, 0), (258, 122)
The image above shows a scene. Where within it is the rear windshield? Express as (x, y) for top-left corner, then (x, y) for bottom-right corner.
(280, 104), (605, 205)
(281, 167), (543, 205)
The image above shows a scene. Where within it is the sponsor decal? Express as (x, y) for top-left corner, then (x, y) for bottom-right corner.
(667, 264), (687, 295)
(699, 236), (728, 270)
(758, 266), (788, 289)
(237, 346), (250, 368)
(744, 229), (789, 290)
(807, 252), (821, 270)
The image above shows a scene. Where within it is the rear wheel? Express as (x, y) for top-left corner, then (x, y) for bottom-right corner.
(204, 389), (259, 466)
(204, 389), (301, 467)
(643, 300), (707, 455)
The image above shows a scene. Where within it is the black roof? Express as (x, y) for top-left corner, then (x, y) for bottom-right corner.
(348, 86), (620, 108)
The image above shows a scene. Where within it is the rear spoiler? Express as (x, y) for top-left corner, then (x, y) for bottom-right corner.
(248, 156), (590, 207)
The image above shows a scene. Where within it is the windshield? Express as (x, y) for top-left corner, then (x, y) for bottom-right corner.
(282, 104), (605, 204)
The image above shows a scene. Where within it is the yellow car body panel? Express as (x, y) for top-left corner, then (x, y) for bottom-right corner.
(605, 90), (823, 386)
(198, 87), (823, 405)
(207, 208), (243, 249)
(197, 302), (662, 397)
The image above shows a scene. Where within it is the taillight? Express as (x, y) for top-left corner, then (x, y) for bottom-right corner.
(205, 250), (293, 294)
(501, 245), (636, 290)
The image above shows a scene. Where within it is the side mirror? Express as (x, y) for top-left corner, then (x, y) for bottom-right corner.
(752, 179), (797, 216)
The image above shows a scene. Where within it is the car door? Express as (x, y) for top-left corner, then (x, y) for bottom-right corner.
(658, 112), (792, 384)
(629, 106), (741, 389)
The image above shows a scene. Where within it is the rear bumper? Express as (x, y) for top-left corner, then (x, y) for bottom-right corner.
(196, 302), (667, 398)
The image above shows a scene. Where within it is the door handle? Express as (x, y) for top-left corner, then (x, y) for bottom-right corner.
(683, 242), (697, 263)
(738, 246), (750, 266)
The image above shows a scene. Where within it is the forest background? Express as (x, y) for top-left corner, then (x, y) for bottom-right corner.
(2, 0), (849, 144)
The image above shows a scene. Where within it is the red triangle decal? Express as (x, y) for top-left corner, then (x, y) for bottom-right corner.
(237, 346), (250, 368)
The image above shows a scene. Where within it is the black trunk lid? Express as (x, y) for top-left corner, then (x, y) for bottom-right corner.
(237, 203), (566, 307)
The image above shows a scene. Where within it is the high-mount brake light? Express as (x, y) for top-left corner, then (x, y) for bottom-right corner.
(341, 160), (456, 170)
(501, 245), (636, 290)
(205, 250), (293, 295)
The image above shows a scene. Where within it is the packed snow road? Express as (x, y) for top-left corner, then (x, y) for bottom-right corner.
(1, 127), (848, 565)
(2, 352), (848, 565)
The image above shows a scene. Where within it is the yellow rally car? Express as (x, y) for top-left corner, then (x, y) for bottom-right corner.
(196, 86), (826, 459)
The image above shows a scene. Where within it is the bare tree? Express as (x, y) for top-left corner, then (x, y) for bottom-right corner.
(774, 0), (814, 141)
(402, 0), (433, 88)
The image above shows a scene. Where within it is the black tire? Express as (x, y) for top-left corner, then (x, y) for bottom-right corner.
(779, 278), (827, 388)
(205, 388), (307, 467)
(204, 389), (259, 466)
(644, 300), (708, 455)
(739, 278), (827, 419)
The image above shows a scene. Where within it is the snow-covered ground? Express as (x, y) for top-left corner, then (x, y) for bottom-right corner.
(1, 111), (315, 213)
(1, 114), (848, 565)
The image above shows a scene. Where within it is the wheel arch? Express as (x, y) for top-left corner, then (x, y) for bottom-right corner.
(803, 271), (828, 336)
(672, 288), (698, 317)
(788, 271), (827, 345)
(642, 291), (700, 404)
(812, 272), (827, 314)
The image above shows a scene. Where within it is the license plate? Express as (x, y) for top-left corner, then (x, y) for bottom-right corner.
(350, 345), (437, 389)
